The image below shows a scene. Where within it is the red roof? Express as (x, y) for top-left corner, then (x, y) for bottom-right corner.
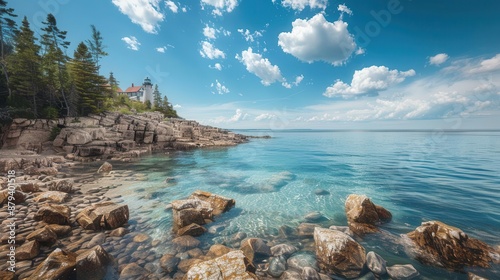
(124, 86), (142, 93)
(116, 87), (124, 93)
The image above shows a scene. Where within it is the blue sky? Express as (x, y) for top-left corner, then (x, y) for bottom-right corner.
(10, 0), (500, 129)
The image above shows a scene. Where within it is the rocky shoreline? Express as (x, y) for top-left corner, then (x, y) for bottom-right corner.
(1, 114), (500, 279)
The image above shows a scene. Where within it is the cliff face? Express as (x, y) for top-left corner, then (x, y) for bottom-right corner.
(1, 112), (248, 161)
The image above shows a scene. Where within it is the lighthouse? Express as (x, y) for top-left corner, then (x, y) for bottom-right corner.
(142, 77), (154, 104)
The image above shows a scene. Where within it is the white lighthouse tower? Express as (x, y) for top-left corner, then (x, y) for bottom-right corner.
(142, 77), (154, 104)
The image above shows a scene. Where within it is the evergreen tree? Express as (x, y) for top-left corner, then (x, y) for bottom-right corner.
(108, 71), (119, 91)
(0, 0), (17, 102)
(153, 84), (161, 108)
(41, 13), (71, 116)
(86, 25), (107, 75)
(8, 17), (42, 117)
(68, 42), (107, 116)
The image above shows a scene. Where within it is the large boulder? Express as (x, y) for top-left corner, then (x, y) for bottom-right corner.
(345, 194), (391, 235)
(76, 245), (114, 280)
(172, 235), (201, 251)
(27, 248), (77, 280)
(171, 198), (213, 230)
(314, 227), (366, 279)
(407, 221), (493, 269)
(34, 204), (71, 225)
(183, 250), (257, 280)
(76, 202), (129, 230)
(189, 190), (235, 215)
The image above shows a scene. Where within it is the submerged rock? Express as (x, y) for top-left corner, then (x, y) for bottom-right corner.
(184, 250), (257, 279)
(407, 220), (493, 269)
(268, 255), (287, 277)
(314, 227), (366, 279)
(386, 264), (419, 280)
(366, 251), (387, 276)
(270, 244), (298, 258)
(97, 161), (113, 174)
(301, 266), (321, 280)
(160, 254), (180, 274)
(345, 194), (392, 235)
(286, 251), (318, 272)
(177, 223), (207, 237)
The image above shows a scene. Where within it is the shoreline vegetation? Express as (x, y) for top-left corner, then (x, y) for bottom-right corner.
(0, 113), (499, 279)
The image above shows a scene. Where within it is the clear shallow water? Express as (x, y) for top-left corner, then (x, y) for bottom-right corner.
(113, 130), (500, 279)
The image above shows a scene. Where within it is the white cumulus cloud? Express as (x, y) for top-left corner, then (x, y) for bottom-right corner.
(203, 24), (217, 39)
(278, 13), (357, 65)
(468, 54), (500, 74)
(254, 113), (277, 121)
(294, 75), (304, 86)
(155, 44), (173, 53)
(121, 36), (141, 51)
(112, 0), (164, 34)
(200, 41), (225, 59)
(209, 63), (222, 70)
(429, 53), (449, 66)
(165, 0), (178, 13)
(211, 79), (230, 94)
(276, 0), (327, 11)
(323, 65), (416, 97)
(173, 104), (182, 108)
(201, 0), (239, 16)
(236, 47), (286, 86)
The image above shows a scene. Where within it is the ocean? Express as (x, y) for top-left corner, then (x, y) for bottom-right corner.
(109, 130), (500, 279)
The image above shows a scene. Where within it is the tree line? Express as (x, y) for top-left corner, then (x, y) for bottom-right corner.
(0, 0), (177, 122)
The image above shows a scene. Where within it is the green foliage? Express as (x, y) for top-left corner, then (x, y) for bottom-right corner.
(42, 106), (59, 119)
(49, 126), (61, 141)
(145, 99), (152, 110)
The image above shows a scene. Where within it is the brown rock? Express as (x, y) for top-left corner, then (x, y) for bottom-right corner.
(34, 204), (71, 225)
(109, 227), (129, 237)
(240, 238), (271, 263)
(189, 190), (235, 215)
(160, 254), (180, 274)
(183, 250), (257, 279)
(120, 263), (149, 279)
(297, 223), (319, 237)
(178, 258), (203, 273)
(177, 223), (206, 237)
(26, 226), (58, 245)
(0, 189), (27, 206)
(48, 178), (74, 193)
(172, 235), (200, 250)
(28, 248), (77, 280)
(97, 161), (112, 174)
(206, 244), (233, 259)
(76, 245), (114, 280)
(76, 202), (129, 230)
(0, 271), (15, 280)
(407, 221), (493, 269)
(46, 224), (72, 237)
(345, 194), (391, 235)
(133, 233), (151, 243)
(171, 199), (212, 230)
(18, 181), (40, 193)
(17, 240), (40, 261)
(314, 227), (366, 279)
(33, 191), (70, 203)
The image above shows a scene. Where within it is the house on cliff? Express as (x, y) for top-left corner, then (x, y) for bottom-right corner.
(118, 77), (154, 104)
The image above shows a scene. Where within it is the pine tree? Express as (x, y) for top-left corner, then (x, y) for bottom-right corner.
(8, 17), (42, 117)
(108, 71), (119, 91)
(0, 0), (17, 102)
(68, 42), (107, 116)
(41, 13), (71, 116)
(86, 25), (107, 75)
(153, 84), (161, 108)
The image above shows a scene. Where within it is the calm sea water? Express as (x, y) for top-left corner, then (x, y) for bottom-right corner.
(111, 130), (500, 279)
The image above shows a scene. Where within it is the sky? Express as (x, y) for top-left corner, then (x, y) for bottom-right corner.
(9, 0), (500, 129)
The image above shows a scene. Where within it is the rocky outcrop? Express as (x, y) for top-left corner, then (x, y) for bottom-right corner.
(345, 194), (392, 235)
(1, 118), (57, 152)
(183, 250), (257, 280)
(76, 202), (129, 230)
(189, 190), (235, 215)
(407, 221), (494, 269)
(314, 227), (366, 279)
